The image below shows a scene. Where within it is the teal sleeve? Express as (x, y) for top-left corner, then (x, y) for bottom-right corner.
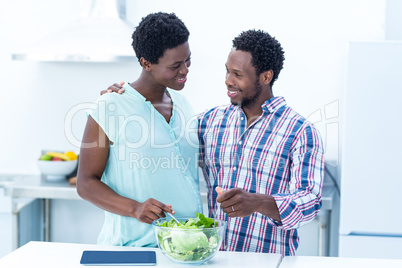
(86, 94), (119, 144)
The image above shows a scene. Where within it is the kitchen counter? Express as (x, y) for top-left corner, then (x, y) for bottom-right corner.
(280, 255), (402, 268)
(0, 175), (81, 249)
(0, 241), (282, 268)
(2, 241), (401, 268)
(1, 175), (79, 200)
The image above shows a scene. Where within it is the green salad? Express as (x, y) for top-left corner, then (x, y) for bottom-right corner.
(155, 213), (221, 262)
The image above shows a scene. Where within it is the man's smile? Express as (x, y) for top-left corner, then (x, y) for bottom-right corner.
(227, 88), (240, 98)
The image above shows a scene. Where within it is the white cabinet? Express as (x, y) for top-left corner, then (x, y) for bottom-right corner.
(339, 235), (402, 259)
(339, 41), (402, 259)
(0, 187), (43, 258)
(50, 199), (104, 244)
(1, 175), (103, 251)
(0, 188), (13, 258)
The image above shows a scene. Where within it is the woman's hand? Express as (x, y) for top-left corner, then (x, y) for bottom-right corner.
(100, 81), (125, 95)
(133, 198), (174, 224)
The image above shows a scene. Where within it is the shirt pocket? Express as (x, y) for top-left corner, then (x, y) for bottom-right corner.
(252, 148), (289, 194)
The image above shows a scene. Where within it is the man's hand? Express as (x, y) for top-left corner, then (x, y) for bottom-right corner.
(215, 187), (281, 222)
(216, 187), (259, 218)
(100, 81), (125, 95)
(133, 198), (174, 224)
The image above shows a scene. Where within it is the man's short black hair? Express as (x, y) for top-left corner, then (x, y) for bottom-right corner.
(232, 29), (285, 87)
(132, 12), (189, 65)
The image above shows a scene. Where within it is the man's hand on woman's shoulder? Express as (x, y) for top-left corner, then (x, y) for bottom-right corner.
(100, 81), (125, 95)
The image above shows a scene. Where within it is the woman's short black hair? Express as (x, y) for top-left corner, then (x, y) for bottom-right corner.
(232, 29), (285, 87)
(132, 12), (189, 65)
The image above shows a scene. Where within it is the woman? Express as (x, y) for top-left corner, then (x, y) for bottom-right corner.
(76, 12), (203, 248)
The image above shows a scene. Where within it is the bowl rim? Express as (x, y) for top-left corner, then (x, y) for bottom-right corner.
(37, 159), (78, 165)
(37, 159), (78, 162)
(152, 217), (227, 230)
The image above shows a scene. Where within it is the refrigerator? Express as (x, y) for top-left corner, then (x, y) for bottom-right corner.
(339, 41), (402, 259)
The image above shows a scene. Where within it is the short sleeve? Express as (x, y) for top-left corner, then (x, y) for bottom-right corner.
(87, 94), (119, 144)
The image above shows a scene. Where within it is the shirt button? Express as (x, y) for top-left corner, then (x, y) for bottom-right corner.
(240, 117), (244, 120)
(233, 167), (237, 171)
(239, 141), (242, 145)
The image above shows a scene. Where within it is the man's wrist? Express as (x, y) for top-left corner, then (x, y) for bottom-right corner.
(255, 193), (281, 222)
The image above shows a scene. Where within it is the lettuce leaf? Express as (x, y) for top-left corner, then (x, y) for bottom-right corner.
(193, 212), (217, 228)
(158, 213), (217, 229)
(171, 230), (209, 252)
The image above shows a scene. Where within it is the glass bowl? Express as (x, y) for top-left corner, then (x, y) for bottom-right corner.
(152, 217), (227, 265)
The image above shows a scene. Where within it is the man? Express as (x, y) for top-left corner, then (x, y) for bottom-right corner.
(198, 29), (324, 256)
(102, 29), (324, 257)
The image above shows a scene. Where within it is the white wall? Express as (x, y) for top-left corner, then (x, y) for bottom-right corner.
(0, 0), (385, 173)
(0, 0), (388, 256)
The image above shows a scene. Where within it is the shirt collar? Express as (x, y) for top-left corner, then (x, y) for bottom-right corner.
(122, 82), (175, 105)
(122, 82), (146, 101)
(261, 96), (287, 114)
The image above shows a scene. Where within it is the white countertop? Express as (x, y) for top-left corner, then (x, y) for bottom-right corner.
(2, 241), (401, 268)
(280, 256), (402, 268)
(0, 241), (282, 268)
(1, 175), (80, 200)
(0, 175), (209, 204)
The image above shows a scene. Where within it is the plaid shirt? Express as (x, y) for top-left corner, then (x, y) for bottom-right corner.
(198, 96), (325, 256)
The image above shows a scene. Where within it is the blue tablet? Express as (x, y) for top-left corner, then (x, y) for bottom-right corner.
(80, 250), (156, 266)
